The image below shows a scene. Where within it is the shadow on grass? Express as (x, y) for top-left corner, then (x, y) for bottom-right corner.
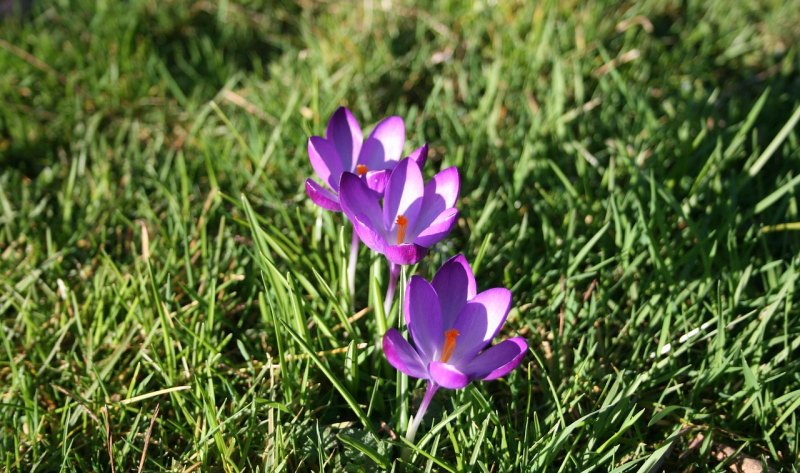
(138, 1), (301, 101)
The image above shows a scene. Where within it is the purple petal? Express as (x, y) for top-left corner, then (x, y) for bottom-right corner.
(326, 107), (363, 172)
(413, 167), (459, 234)
(339, 173), (387, 253)
(305, 179), (341, 212)
(308, 136), (343, 190)
(358, 116), (405, 169)
(427, 166), (459, 207)
(407, 143), (428, 169)
(404, 276), (443, 362)
(384, 243), (428, 265)
(383, 158), (424, 242)
(364, 169), (391, 195)
(448, 288), (512, 364)
(383, 328), (428, 379)
(349, 214), (387, 255)
(431, 254), (477, 329)
(464, 337), (527, 381)
(339, 173), (383, 228)
(429, 361), (469, 389)
(412, 208), (458, 248)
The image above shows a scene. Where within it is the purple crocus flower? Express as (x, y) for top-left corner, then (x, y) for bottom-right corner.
(305, 107), (427, 212)
(338, 157), (459, 266)
(381, 255), (527, 441)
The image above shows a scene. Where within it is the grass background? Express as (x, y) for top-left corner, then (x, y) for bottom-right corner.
(2, 0), (800, 471)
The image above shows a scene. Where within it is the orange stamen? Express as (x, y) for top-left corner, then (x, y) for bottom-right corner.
(440, 329), (460, 363)
(395, 215), (408, 244)
(356, 164), (368, 176)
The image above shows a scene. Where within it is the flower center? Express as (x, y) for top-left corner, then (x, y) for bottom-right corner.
(356, 164), (368, 176)
(440, 329), (460, 363)
(395, 215), (408, 244)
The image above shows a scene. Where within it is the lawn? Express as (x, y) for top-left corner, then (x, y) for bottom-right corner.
(1, 0), (800, 471)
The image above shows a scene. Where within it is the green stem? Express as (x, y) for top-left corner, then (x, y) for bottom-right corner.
(405, 382), (439, 444)
(383, 262), (400, 316)
(347, 227), (358, 304)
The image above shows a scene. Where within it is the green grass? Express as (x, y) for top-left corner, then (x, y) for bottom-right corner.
(1, 0), (800, 471)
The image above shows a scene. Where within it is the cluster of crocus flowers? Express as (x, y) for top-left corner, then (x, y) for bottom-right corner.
(305, 107), (526, 444)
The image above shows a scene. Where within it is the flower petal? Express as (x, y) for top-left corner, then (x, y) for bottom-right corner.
(326, 107), (363, 173)
(448, 288), (512, 364)
(383, 158), (424, 241)
(464, 337), (527, 381)
(339, 173), (383, 227)
(383, 328), (428, 379)
(339, 172), (386, 253)
(404, 276), (443, 362)
(412, 208), (458, 248)
(358, 116), (405, 169)
(413, 166), (459, 234)
(305, 179), (341, 212)
(384, 243), (428, 265)
(308, 136), (343, 190)
(431, 254), (477, 329)
(349, 214), (387, 254)
(429, 361), (469, 389)
(364, 169), (391, 195)
(407, 143), (428, 169)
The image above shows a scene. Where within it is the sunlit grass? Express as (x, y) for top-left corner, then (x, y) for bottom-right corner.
(1, 0), (799, 471)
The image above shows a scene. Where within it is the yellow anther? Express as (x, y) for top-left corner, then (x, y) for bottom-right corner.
(395, 215), (408, 244)
(440, 329), (460, 363)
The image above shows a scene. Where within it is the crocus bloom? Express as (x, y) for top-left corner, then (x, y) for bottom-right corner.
(305, 107), (427, 212)
(382, 255), (527, 441)
(339, 157), (459, 265)
(383, 254), (527, 389)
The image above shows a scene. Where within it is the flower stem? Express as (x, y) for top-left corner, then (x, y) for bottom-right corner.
(405, 382), (439, 444)
(398, 264), (409, 431)
(383, 262), (400, 316)
(347, 228), (358, 304)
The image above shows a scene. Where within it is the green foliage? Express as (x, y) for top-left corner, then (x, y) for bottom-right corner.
(1, 0), (799, 471)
